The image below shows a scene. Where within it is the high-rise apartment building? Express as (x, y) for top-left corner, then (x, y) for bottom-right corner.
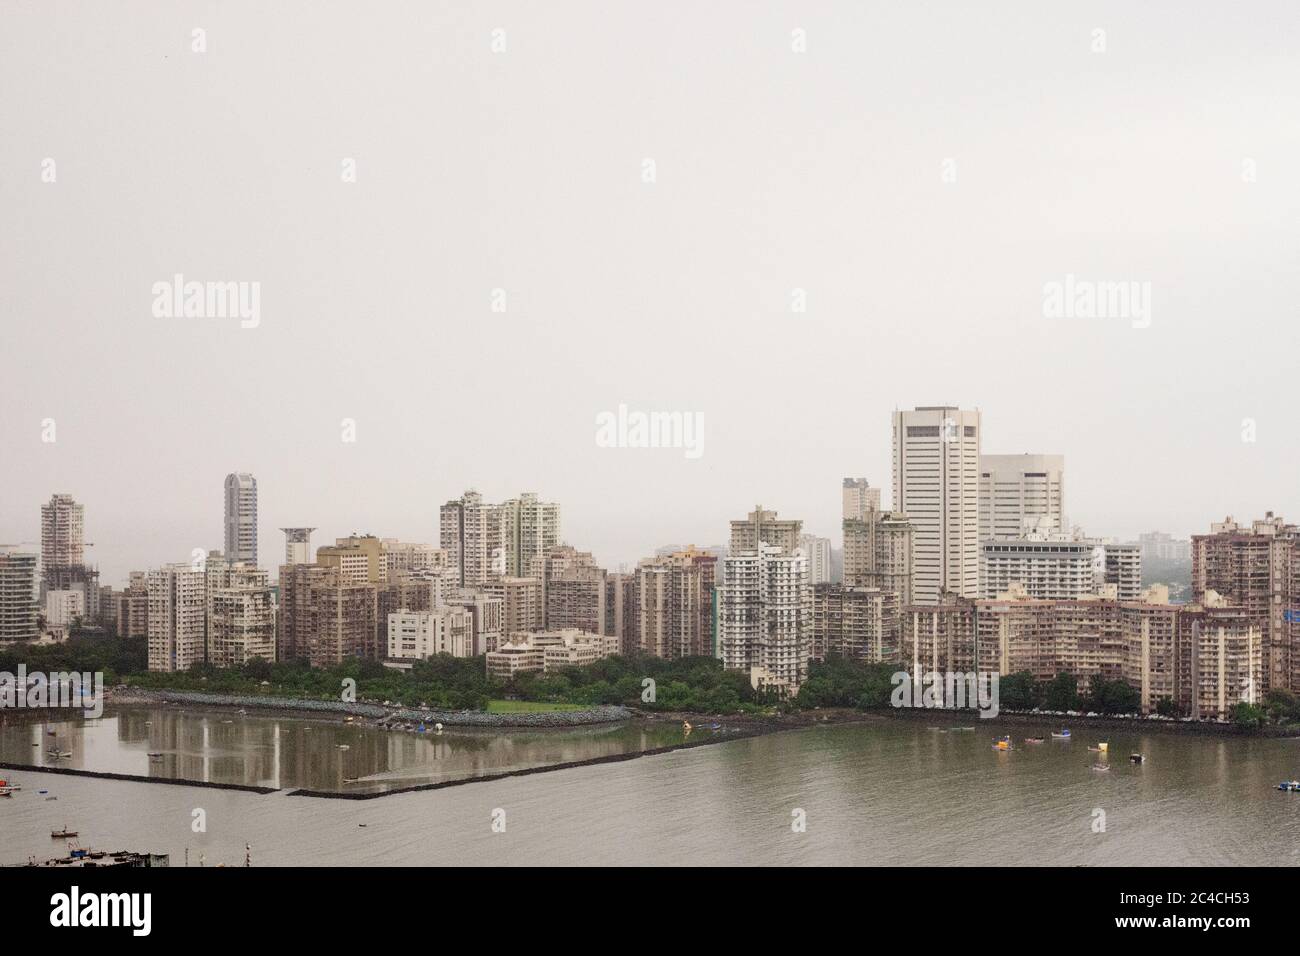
(729, 506), (802, 555)
(500, 492), (561, 576)
(798, 534), (832, 586)
(533, 545), (607, 634)
(440, 490), (506, 588)
(41, 493), (84, 576)
(842, 478), (882, 522)
(637, 546), (717, 659)
(223, 473), (258, 566)
(978, 454), (1066, 541)
(317, 535), (385, 584)
(901, 586), (1259, 718)
(1192, 513), (1300, 693)
(487, 575), (545, 640)
(205, 557), (276, 666)
(812, 583), (897, 663)
(843, 509), (913, 607)
(0, 550), (38, 642)
(277, 563), (378, 666)
(892, 406), (981, 603)
(1139, 531), (1191, 563)
(719, 544), (811, 694)
(114, 572), (149, 640)
(146, 563), (208, 672)
(281, 528), (315, 567)
(605, 572), (640, 655)
(39, 493), (98, 616)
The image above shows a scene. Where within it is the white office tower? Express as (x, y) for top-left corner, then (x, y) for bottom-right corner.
(892, 407), (981, 604)
(281, 527), (315, 567)
(146, 563), (207, 672)
(224, 473), (258, 566)
(978, 454), (1066, 541)
(842, 478), (882, 522)
(798, 534), (832, 585)
(719, 544), (811, 695)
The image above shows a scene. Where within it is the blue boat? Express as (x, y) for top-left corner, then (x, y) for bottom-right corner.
(1051, 729), (1071, 738)
(1277, 780), (1300, 792)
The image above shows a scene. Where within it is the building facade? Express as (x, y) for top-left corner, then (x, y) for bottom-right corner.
(978, 453), (1066, 541)
(719, 544), (811, 694)
(892, 406), (981, 603)
(223, 473), (258, 566)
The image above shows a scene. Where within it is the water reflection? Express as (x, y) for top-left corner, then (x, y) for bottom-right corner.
(0, 706), (706, 793)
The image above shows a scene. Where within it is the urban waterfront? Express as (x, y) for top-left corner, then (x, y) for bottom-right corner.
(1, 714), (1296, 866)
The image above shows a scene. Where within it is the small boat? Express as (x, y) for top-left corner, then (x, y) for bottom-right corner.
(1091, 763), (1110, 772)
(51, 828), (77, 838)
(146, 751), (163, 757)
(37, 789), (48, 795)
(47, 730), (57, 736)
(1277, 780), (1300, 792)
(47, 749), (72, 759)
(0, 788), (15, 798)
(952, 727), (975, 732)
(1025, 737), (1045, 744)
(1130, 753), (1144, 764)
(992, 736), (1013, 751)
(337, 744), (350, 751)
(1051, 730), (1071, 739)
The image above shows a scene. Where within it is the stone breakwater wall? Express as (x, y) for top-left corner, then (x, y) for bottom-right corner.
(112, 689), (631, 728)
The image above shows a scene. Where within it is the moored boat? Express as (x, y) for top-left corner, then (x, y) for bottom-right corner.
(51, 828), (77, 838)
(1051, 729), (1071, 738)
(1277, 780), (1300, 792)
(1130, 753), (1144, 764)
(1091, 763), (1110, 772)
(992, 735), (1013, 751)
(1025, 737), (1045, 744)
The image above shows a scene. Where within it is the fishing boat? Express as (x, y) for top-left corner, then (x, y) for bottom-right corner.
(51, 828), (77, 838)
(1277, 780), (1300, 792)
(1051, 729), (1071, 738)
(1024, 737), (1045, 744)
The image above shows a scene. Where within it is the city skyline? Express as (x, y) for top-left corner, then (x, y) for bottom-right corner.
(3, 3), (1297, 588)
(0, 404), (1259, 588)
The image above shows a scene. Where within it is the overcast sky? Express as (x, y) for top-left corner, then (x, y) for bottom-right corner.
(2, 1), (1297, 586)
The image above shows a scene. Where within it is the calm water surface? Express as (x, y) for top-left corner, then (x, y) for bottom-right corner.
(1, 710), (1297, 866)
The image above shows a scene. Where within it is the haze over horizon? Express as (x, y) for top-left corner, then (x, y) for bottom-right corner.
(3, 1), (1297, 585)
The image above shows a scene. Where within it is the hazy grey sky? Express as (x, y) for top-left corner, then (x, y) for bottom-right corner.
(2, 1), (1297, 586)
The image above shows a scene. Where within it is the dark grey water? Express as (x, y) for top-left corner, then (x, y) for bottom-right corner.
(1, 712), (1297, 865)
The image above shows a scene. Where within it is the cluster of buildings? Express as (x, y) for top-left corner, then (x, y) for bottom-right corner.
(2, 405), (1295, 720)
